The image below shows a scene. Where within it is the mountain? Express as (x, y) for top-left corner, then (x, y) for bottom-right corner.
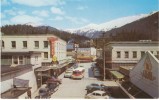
(66, 12), (156, 38)
(104, 11), (158, 41)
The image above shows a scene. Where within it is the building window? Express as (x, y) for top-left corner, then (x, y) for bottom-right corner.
(19, 56), (23, 64)
(13, 56), (18, 64)
(133, 51), (137, 58)
(35, 56), (38, 61)
(23, 41), (27, 48)
(125, 51), (129, 58)
(2, 40), (4, 48)
(141, 51), (145, 57)
(34, 41), (39, 48)
(44, 52), (48, 59)
(117, 51), (121, 58)
(11, 41), (16, 48)
(157, 51), (159, 55)
(44, 41), (48, 48)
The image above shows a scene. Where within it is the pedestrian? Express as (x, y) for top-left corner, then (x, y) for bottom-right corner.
(27, 89), (31, 99)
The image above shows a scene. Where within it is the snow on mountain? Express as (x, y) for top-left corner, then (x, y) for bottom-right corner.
(65, 13), (151, 38)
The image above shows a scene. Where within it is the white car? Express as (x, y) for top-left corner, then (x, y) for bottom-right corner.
(85, 90), (110, 99)
(64, 70), (73, 78)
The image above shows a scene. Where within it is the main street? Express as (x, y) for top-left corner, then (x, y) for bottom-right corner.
(51, 62), (103, 99)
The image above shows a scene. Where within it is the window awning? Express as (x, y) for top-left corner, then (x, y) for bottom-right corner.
(110, 71), (124, 79)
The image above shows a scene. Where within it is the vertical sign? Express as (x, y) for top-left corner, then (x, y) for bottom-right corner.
(47, 37), (58, 56)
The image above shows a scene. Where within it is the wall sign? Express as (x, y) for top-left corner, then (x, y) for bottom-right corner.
(142, 56), (156, 81)
(47, 37), (58, 56)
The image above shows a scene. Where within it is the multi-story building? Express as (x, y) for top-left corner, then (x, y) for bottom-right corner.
(96, 40), (159, 79)
(1, 34), (67, 98)
(1, 35), (67, 65)
(104, 41), (159, 70)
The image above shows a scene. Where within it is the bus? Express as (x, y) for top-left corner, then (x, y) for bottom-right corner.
(71, 67), (85, 79)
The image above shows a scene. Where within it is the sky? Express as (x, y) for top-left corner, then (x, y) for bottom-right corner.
(1, 0), (158, 29)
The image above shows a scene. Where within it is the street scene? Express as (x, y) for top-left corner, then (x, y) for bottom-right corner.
(1, 0), (159, 99)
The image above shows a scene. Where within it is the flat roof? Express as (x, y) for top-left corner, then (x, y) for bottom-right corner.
(1, 87), (31, 99)
(105, 41), (159, 46)
(1, 64), (33, 75)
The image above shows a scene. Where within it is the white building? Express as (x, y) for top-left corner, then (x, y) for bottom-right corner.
(77, 47), (96, 57)
(1, 35), (67, 65)
(130, 51), (159, 98)
(104, 41), (159, 70)
(1, 34), (67, 98)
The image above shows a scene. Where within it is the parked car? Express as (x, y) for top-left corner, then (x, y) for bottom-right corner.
(64, 70), (73, 78)
(94, 70), (102, 77)
(86, 83), (104, 91)
(37, 84), (50, 99)
(85, 90), (110, 99)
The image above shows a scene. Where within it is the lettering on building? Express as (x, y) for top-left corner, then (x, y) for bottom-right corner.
(142, 56), (156, 81)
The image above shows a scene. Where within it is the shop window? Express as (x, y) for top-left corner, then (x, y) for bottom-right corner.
(13, 56), (18, 64)
(19, 56), (23, 64)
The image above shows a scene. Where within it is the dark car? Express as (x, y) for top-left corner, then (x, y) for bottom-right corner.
(86, 83), (106, 93)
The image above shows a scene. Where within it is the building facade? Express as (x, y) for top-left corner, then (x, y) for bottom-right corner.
(104, 41), (159, 70)
(130, 51), (159, 98)
(1, 35), (67, 64)
(1, 34), (67, 98)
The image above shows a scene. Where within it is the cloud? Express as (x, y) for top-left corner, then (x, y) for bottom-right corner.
(32, 10), (49, 17)
(51, 7), (65, 15)
(4, 9), (16, 16)
(65, 16), (89, 25)
(12, 0), (65, 7)
(0, 13), (6, 19)
(1, 0), (10, 6)
(77, 6), (88, 10)
(10, 14), (43, 25)
(1, 20), (11, 26)
(54, 16), (64, 21)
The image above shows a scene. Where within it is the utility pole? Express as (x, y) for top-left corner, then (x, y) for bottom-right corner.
(103, 33), (106, 81)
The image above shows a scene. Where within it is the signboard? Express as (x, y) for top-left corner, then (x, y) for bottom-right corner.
(52, 55), (57, 62)
(47, 37), (58, 56)
(142, 56), (156, 81)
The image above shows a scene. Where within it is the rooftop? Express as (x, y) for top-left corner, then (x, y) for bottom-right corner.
(1, 64), (33, 75)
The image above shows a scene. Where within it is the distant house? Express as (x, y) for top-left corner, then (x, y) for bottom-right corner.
(130, 51), (159, 98)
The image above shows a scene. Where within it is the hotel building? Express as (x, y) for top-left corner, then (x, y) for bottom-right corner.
(1, 34), (67, 98)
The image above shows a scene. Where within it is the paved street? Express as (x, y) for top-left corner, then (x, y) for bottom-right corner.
(51, 62), (103, 99)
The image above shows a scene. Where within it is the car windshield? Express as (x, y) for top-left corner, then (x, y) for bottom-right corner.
(102, 93), (107, 96)
(65, 71), (72, 73)
(91, 84), (99, 86)
(96, 93), (101, 96)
